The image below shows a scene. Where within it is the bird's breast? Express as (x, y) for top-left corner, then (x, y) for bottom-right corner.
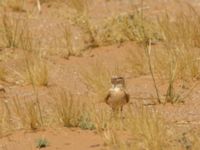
(107, 90), (128, 106)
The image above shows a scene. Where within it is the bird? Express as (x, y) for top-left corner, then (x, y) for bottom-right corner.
(105, 76), (129, 113)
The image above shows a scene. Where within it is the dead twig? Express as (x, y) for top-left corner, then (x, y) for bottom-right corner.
(145, 40), (161, 104)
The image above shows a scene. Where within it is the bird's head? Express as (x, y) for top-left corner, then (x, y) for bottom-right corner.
(111, 76), (125, 89)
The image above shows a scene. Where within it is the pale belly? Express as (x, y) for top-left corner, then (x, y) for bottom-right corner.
(107, 91), (128, 109)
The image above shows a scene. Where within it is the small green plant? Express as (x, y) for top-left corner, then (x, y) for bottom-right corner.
(36, 137), (49, 148)
(78, 113), (95, 130)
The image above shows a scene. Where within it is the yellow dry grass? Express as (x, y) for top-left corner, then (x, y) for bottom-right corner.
(0, 1), (200, 149)
(0, 0), (25, 12)
(24, 53), (49, 86)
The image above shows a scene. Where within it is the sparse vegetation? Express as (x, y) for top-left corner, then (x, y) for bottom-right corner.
(67, 0), (98, 50)
(96, 11), (159, 46)
(80, 61), (112, 102)
(1, 0), (200, 149)
(36, 137), (49, 148)
(0, 13), (22, 48)
(0, 12), (33, 50)
(60, 24), (80, 58)
(24, 53), (49, 86)
(53, 88), (83, 127)
(102, 106), (172, 150)
(0, 66), (7, 81)
(158, 5), (200, 49)
(1, 0), (26, 12)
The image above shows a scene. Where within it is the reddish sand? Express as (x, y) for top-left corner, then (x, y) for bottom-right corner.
(0, 128), (103, 150)
(1, 0), (200, 150)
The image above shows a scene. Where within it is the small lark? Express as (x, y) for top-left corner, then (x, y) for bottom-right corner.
(105, 76), (129, 113)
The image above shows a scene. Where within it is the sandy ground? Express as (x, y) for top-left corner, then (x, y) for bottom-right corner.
(0, 128), (103, 150)
(1, 0), (200, 150)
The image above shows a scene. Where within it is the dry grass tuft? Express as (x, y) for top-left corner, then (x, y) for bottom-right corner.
(62, 25), (74, 58)
(11, 97), (43, 130)
(0, 13), (22, 48)
(0, 97), (43, 133)
(0, 103), (4, 136)
(53, 89), (83, 127)
(67, 0), (98, 50)
(24, 99), (42, 130)
(11, 97), (28, 129)
(0, 66), (7, 81)
(2, 13), (49, 86)
(23, 51), (48, 86)
(102, 105), (173, 150)
(1, 0), (26, 12)
(60, 24), (81, 58)
(67, 0), (89, 15)
(80, 61), (111, 102)
(156, 3), (200, 85)
(89, 102), (110, 132)
(126, 106), (170, 149)
(96, 11), (159, 46)
(0, 100), (12, 135)
(0, 13), (32, 49)
(158, 4), (200, 49)
(52, 88), (95, 129)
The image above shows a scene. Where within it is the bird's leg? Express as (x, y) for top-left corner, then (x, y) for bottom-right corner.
(109, 107), (116, 121)
(119, 106), (124, 128)
(120, 106), (123, 119)
(110, 107), (124, 121)
(113, 108), (119, 120)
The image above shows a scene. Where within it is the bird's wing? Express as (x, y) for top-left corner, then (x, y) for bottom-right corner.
(104, 91), (111, 104)
(124, 91), (130, 103)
